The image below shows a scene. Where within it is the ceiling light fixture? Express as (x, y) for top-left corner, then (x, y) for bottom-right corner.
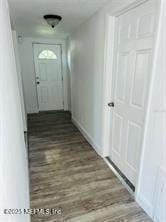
(44, 14), (62, 28)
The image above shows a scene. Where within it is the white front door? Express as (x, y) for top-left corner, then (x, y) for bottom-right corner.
(109, 0), (158, 185)
(34, 44), (64, 111)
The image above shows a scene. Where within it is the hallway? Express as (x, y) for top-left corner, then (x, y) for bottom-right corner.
(28, 112), (152, 222)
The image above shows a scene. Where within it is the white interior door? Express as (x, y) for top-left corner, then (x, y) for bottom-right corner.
(109, 0), (158, 185)
(34, 44), (64, 111)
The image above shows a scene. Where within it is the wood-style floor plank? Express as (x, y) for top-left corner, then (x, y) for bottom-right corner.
(28, 111), (152, 222)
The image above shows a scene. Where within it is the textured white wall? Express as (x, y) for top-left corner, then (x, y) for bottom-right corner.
(69, 0), (164, 219)
(66, 37), (72, 111)
(70, 10), (106, 154)
(12, 31), (27, 131)
(0, 0), (30, 221)
(18, 37), (38, 113)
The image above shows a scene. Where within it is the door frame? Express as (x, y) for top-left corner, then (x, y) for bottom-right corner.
(32, 40), (69, 112)
(102, 0), (160, 207)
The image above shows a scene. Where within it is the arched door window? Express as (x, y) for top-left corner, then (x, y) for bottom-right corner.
(38, 50), (57, 59)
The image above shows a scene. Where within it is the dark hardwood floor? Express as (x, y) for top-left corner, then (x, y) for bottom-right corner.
(28, 111), (152, 222)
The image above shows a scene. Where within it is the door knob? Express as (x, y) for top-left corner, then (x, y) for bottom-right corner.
(36, 81), (40, 85)
(108, 102), (114, 107)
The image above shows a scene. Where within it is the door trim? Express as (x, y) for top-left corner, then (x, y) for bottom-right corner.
(113, 0), (149, 17)
(32, 41), (69, 112)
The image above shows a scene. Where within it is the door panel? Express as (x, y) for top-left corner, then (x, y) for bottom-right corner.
(126, 121), (142, 170)
(130, 51), (151, 109)
(112, 113), (123, 155)
(40, 87), (48, 103)
(115, 53), (129, 102)
(137, 14), (155, 38)
(34, 44), (63, 111)
(39, 63), (47, 81)
(109, 0), (158, 185)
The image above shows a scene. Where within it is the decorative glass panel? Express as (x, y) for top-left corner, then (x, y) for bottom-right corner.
(38, 50), (57, 59)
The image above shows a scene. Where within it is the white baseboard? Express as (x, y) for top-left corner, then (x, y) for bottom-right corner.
(27, 108), (39, 114)
(72, 116), (102, 156)
(153, 167), (166, 222)
(136, 193), (153, 219)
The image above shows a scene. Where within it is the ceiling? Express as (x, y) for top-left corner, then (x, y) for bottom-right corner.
(8, 0), (110, 38)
